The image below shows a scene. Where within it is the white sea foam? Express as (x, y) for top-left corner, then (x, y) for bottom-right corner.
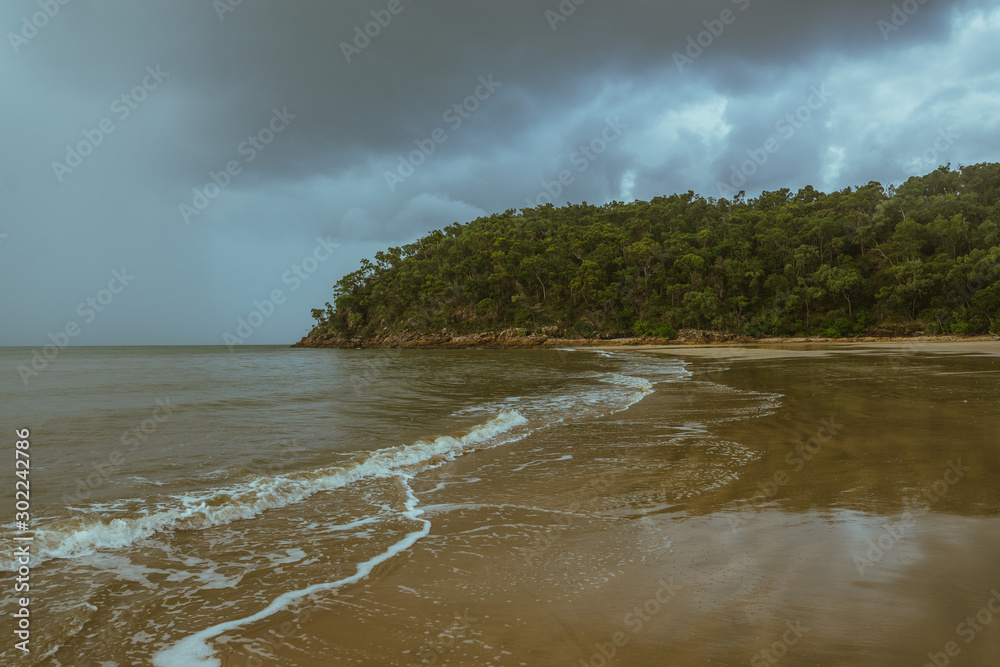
(27, 411), (527, 566)
(453, 365), (661, 428)
(511, 454), (573, 472)
(152, 473), (432, 667)
(147, 357), (681, 665)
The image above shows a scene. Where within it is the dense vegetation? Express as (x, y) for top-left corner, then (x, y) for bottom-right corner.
(311, 163), (1000, 339)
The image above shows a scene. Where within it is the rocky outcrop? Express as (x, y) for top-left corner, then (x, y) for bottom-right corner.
(293, 327), (998, 349)
(673, 329), (741, 344)
(292, 327), (670, 349)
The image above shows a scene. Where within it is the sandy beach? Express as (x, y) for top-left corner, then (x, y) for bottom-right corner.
(604, 339), (1000, 358)
(199, 342), (1000, 666)
(7, 343), (997, 665)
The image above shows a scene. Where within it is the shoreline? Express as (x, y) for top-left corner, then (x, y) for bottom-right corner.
(292, 329), (999, 349)
(244, 347), (1000, 666)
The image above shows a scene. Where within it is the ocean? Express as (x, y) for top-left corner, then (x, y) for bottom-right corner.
(1, 346), (689, 665)
(3, 344), (999, 666)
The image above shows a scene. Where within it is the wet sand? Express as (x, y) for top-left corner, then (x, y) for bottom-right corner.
(215, 344), (1000, 666)
(607, 339), (1000, 359)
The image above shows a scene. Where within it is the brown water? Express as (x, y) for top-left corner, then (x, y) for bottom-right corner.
(3, 344), (999, 666)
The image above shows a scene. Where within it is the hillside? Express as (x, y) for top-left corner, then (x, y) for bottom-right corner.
(303, 163), (1000, 344)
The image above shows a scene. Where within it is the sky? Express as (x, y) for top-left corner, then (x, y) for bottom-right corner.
(1, 0), (998, 347)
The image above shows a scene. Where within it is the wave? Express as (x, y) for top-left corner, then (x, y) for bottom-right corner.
(24, 410), (528, 566)
(152, 473), (431, 667)
(151, 358), (672, 666)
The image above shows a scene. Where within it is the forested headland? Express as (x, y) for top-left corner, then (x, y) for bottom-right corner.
(302, 163), (1000, 345)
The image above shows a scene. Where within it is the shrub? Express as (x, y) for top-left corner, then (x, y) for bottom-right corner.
(633, 320), (678, 339)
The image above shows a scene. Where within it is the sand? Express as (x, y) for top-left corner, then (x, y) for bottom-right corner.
(213, 343), (1000, 666)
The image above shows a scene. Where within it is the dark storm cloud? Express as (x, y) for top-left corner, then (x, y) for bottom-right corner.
(1, 0), (997, 345)
(8, 0), (983, 183)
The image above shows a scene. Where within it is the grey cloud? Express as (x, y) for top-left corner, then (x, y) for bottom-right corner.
(1, 0), (997, 345)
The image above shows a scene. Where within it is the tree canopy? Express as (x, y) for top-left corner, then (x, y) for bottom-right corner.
(309, 163), (1000, 340)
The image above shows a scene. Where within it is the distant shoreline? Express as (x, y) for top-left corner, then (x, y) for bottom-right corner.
(292, 329), (999, 349)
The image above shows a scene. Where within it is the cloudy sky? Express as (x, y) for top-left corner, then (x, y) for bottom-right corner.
(1, 0), (998, 346)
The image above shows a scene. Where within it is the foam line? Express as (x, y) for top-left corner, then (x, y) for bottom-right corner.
(26, 411), (527, 567)
(152, 473), (430, 666)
